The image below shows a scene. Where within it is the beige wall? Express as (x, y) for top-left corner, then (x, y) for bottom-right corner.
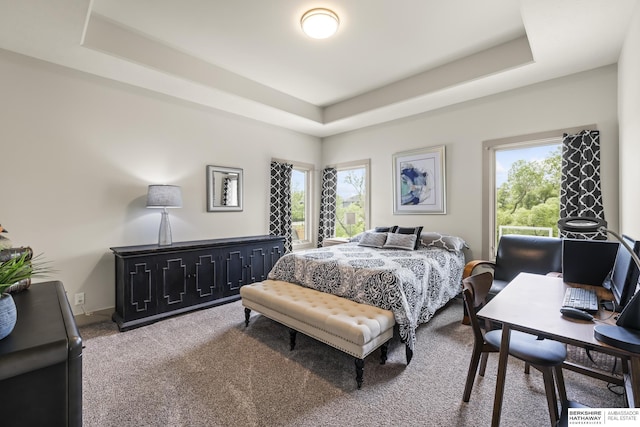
(619, 2), (640, 238)
(322, 66), (620, 260)
(0, 40), (628, 317)
(0, 49), (320, 316)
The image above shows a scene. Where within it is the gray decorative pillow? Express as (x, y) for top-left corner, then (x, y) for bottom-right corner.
(395, 226), (423, 250)
(420, 232), (468, 252)
(350, 227), (397, 242)
(357, 231), (388, 248)
(374, 226), (398, 233)
(383, 232), (416, 250)
(349, 232), (365, 243)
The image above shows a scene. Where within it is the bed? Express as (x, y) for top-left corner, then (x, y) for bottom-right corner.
(267, 229), (467, 352)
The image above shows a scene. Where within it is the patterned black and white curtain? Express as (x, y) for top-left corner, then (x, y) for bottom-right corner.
(560, 130), (606, 239)
(317, 167), (337, 247)
(269, 161), (293, 253)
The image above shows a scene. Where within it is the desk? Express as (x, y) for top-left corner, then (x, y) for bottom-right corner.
(477, 272), (640, 427)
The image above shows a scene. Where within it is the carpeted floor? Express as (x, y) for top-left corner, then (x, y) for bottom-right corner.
(80, 298), (625, 426)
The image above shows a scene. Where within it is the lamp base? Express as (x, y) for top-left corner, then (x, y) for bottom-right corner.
(158, 209), (172, 246)
(593, 324), (640, 353)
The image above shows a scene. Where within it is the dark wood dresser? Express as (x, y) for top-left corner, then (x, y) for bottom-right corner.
(110, 235), (285, 331)
(0, 281), (83, 427)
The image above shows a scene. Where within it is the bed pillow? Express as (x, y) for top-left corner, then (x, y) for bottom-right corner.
(383, 232), (416, 250)
(350, 227), (397, 242)
(395, 226), (423, 250)
(420, 232), (468, 252)
(374, 226), (398, 233)
(349, 232), (364, 242)
(357, 231), (389, 248)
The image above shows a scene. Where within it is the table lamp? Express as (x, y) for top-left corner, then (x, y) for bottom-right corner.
(146, 185), (183, 246)
(345, 212), (356, 237)
(557, 216), (640, 352)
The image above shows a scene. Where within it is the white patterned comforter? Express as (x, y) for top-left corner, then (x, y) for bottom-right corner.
(267, 243), (465, 350)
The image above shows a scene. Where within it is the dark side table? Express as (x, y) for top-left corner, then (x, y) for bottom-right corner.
(0, 281), (83, 427)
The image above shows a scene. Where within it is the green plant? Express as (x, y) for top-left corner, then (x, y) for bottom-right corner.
(0, 251), (52, 294)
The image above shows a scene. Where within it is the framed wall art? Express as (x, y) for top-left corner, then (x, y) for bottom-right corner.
(392, 145), (446, 214)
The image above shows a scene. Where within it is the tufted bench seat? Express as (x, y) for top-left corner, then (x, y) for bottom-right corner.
(240, 280), (396, 388)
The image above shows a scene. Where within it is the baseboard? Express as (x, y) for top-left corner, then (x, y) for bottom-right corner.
(74, 308), (112, 327)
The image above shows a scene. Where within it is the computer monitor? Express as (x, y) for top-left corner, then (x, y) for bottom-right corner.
(603, 234), (640, 311)
(593, 238), (640, 353)
(562, 239), (619, 287)
(616, 282), (640, 329)
(594, 280), (640, 352)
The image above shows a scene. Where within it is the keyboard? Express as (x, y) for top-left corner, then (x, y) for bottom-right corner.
(562, 287), (598, 312)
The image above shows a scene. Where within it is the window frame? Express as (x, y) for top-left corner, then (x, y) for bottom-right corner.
(331, 159), (371, 237)
(290, 161), (314, 251)
(482, 126), (592, 260)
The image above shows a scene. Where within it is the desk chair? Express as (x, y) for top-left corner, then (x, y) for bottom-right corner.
(462, 272), (568, 426)
(462, 235), (562, 324)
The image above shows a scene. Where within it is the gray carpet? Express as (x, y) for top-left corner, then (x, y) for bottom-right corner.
(80, 298), (625, 426)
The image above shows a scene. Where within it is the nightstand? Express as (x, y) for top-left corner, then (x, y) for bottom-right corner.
(323, 237), (350, 247)
(0, 282), (83, 427)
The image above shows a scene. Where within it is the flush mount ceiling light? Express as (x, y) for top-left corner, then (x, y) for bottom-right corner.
(301, 8), (339, 39)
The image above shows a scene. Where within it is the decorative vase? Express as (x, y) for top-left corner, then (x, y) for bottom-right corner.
(0, 293), (17, 340)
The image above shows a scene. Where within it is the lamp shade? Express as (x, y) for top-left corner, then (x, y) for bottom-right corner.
(146, 185), (183, 208)
(556, 216), (607, 233)
(345, 212), (356, 225)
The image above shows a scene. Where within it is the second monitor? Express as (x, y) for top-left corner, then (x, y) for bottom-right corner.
(562, 238), (619, 287)
(603, 234), (640, 311)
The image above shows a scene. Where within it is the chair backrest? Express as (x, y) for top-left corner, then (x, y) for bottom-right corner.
(493, 235), (562, 282)
(462, 272), (495, 342)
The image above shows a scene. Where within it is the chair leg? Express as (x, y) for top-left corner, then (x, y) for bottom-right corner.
(463, 346), (483, 402)
(541, 367), (560, 426)
(554, 365), (568, 409)
(525, 362), (530, 375)
(621, 356), (630, 375)
(462, 303), (470, 325)
(479, 352), (489, 377)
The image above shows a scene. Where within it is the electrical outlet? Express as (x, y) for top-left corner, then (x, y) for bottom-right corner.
(74, 292), (85, 306)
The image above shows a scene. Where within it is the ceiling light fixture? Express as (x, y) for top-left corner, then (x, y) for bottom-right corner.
(300, 8), (339, 39)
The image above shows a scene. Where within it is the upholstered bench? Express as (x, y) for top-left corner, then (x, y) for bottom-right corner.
(240, 279), (396, 388)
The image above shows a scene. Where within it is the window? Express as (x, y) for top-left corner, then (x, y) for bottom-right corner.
(333, 160), (370, 238)
(485, 133), (564, 257)
(291, 163), (312, 248)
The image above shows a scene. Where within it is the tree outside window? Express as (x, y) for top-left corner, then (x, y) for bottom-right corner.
(495, 144), (561, 245)
(291, 168), (308, 243)
(335, 168), (367, 238)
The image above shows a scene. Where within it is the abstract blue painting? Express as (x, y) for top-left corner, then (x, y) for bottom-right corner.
(393, 145), (446, 214)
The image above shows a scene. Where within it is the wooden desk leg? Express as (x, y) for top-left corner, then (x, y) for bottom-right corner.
(492, 325), (511, 427)
(627, 356), (640, 408)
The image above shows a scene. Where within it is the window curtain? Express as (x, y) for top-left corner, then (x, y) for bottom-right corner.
(560, 130), (606, 239)
(269, 161), (293, 253)
(317, 167), (337, 248)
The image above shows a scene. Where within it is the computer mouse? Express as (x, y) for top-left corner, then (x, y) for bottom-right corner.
(560, 307), (594, 321)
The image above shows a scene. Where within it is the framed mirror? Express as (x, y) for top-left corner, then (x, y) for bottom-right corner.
(206, 165), (243, 212)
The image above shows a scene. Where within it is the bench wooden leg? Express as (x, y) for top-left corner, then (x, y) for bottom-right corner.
(244, 308), (251, 327)
(380, 341), (389, 364)
(355, 358), (364, 389)
(406, 344), (413, 365)
(289, 328), (297, 350)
